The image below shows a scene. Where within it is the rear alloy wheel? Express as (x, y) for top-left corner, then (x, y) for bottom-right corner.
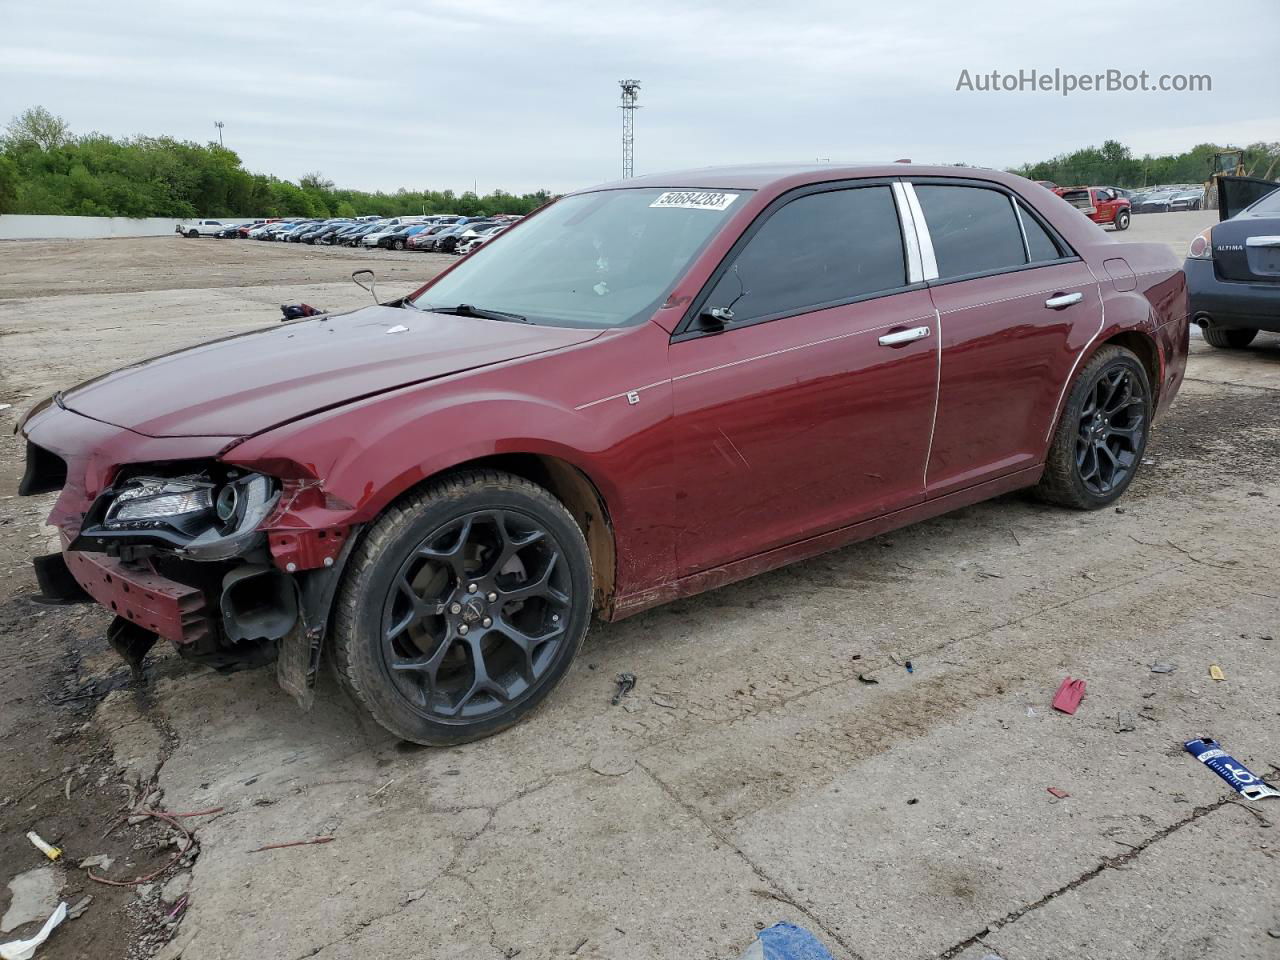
(333, 471), (592, 745)
(1114, 209), (1130, 231)
(1035, 345), (1151, 509)
(1202, 325), (1257, 349)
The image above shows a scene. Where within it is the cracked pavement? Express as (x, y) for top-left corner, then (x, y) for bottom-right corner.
(1, 221), (1277, 960)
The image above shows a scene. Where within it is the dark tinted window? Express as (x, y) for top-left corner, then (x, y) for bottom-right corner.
(1017, 201), (1063, 262)
(706, 187), (905, 323)
(915, 185), (1027, 278)
(1250, 187), (1280, 214)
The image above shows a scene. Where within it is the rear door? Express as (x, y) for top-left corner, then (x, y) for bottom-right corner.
(907, 179), (1102, 497)
(669, 182), (939, 575)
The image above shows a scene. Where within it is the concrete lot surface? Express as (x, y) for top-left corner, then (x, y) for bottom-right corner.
(0, 210), (1275, 960)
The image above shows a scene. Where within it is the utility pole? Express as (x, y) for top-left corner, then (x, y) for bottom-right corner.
(619, 80), (640, 179)
(214, 120), (224, 147)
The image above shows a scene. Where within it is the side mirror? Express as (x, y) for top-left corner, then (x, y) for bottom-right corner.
(698, 306), (734, 332)
(351, 269), (378, 303)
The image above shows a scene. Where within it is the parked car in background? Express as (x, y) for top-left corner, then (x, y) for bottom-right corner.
(379, 224), (430, 250)
(1056, 186), (1131, 231)
(213, 224), (245, 239)
(1168, 188), (1203, 212)
(175, 219), (228, 238)
(1186, 184), (1280, 348)
(407, 224), (453, 250)
(362, 223), (410, 249)
(19, 163), (1187, 745)
(437, 221), (498, 254)
(457, 224), (508, 255)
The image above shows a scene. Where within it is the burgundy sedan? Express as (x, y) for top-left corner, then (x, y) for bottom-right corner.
(18, 163), (1188, 744)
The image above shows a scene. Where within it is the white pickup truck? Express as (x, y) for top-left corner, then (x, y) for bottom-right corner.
(174, 219), (228, 238)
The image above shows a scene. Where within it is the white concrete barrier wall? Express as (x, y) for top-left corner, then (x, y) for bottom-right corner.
(0, 215), (250, 240)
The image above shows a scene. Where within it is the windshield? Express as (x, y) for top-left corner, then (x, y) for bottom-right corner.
(410, 187), (748, 328)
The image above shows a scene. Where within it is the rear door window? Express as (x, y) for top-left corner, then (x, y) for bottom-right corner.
(914, 185), (1030, 279)
(705, 186), (906, 324)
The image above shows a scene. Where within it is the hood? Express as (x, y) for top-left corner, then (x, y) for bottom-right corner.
(60, 305), (602, 438)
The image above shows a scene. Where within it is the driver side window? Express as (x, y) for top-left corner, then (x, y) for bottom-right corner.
(704, 186), (907, 325)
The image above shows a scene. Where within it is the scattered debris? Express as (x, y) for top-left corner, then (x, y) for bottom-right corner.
(280, 303), (321, 321)
(89, 806), (222, 887)
(160, 872), (191, 904)
(25, 832), (61, 862)
(2, 869), (61, 935)
(403, 888), (428, 906)
(1026, 707), (1037, 718)
(385, 324), (409, 335)
(905, 661), (913, 674)
(1209, 664), (1225, 681)
(165, 895), (189, 923)
(1047, 787), (1070, 799)
(0, 403), (12, 412)
(907, 797), (919, 805)
(1052, 677), (1086, 715)
(64, 897), (92, 921)
(611, 672), (636, 705)
(1115, 712), (1137, 733)
(857, 673), (879, 685)
(77, 855), (113, 871)
(1150, 662), (1175, 674)
(889, 652), (903, 666)
(369, 780), (395, 799)
(650, 694), (676, 709)
(0, 902), (66, 960)
(249, 836), (335, 853)
(1185, 738), (1280, 801)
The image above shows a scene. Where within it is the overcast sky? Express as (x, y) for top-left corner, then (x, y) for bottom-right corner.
(4, 0), (1277, 195)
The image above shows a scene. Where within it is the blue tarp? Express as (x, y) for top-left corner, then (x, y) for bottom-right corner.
(755, 923), (836, 960)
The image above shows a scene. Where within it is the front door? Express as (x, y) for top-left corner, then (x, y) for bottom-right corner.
(668, 183), (940, 576)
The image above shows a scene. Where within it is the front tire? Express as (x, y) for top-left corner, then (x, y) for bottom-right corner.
(1035, 345), (1151, 509)
(333, 470), (592, 745)
(1113, 209), (1130, 231)
(1202, 325), (1257, 349)
(393, 239), (405, 250)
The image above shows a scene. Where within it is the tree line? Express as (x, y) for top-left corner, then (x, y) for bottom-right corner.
(3, 106), (1277, 219)
(1010, 138), (1280, 189)
(0, 106), (554, 219)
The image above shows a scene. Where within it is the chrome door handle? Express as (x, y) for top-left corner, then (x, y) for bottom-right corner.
(878, 325), (931, 346)
(1044, 292), (1083, 309)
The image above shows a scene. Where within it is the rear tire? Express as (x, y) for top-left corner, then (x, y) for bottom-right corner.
(1202, 325), (1257, 349)
(1034, 345), (1151, 510)
(332, 470), (592, 745)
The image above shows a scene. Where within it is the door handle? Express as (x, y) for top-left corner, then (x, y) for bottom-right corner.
(1044, 292), (1083, 309)
(878, 325), (931, 346)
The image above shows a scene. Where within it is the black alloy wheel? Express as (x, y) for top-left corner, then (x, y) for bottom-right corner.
(333, 471), (591, 745)
(1035, 345), (1152, 509)
(1073, 365), (1146, 496)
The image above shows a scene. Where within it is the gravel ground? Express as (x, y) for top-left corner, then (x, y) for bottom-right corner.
(1, 214), (1276, 960)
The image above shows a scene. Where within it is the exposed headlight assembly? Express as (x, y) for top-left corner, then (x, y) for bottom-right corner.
(75, 469), (279, 561)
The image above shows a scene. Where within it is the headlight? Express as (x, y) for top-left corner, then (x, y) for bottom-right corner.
(106, 477), (214, 525)
(75, 468), (279, 560)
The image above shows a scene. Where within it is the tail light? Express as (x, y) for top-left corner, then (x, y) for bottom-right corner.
(1187, 228), (1213, 260)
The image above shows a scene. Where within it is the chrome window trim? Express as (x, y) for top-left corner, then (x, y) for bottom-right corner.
(892, 181), (925, 284)
(1010, 194), (1033, 263)
(901, 183), (938, 280)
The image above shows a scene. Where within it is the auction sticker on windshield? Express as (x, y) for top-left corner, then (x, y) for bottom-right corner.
(649, 191), (740, 211)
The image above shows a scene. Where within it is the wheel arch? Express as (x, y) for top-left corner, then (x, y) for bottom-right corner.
(409, 452), (618, 615)
(1098, 329), (1161, 407)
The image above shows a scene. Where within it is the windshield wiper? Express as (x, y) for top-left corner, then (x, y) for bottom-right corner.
(420, 303), (529, 323)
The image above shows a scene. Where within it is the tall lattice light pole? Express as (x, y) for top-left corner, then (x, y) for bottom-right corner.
(619, 80), (640, 179)
(214, 120), (225, 147)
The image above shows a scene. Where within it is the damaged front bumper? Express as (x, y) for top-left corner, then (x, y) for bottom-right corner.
(17, 400), (360, 705)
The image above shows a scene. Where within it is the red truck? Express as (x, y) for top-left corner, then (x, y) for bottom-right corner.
(1056, 186), (1131, 231)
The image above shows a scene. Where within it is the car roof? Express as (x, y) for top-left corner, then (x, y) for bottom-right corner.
(575, 161), (1026, 194)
